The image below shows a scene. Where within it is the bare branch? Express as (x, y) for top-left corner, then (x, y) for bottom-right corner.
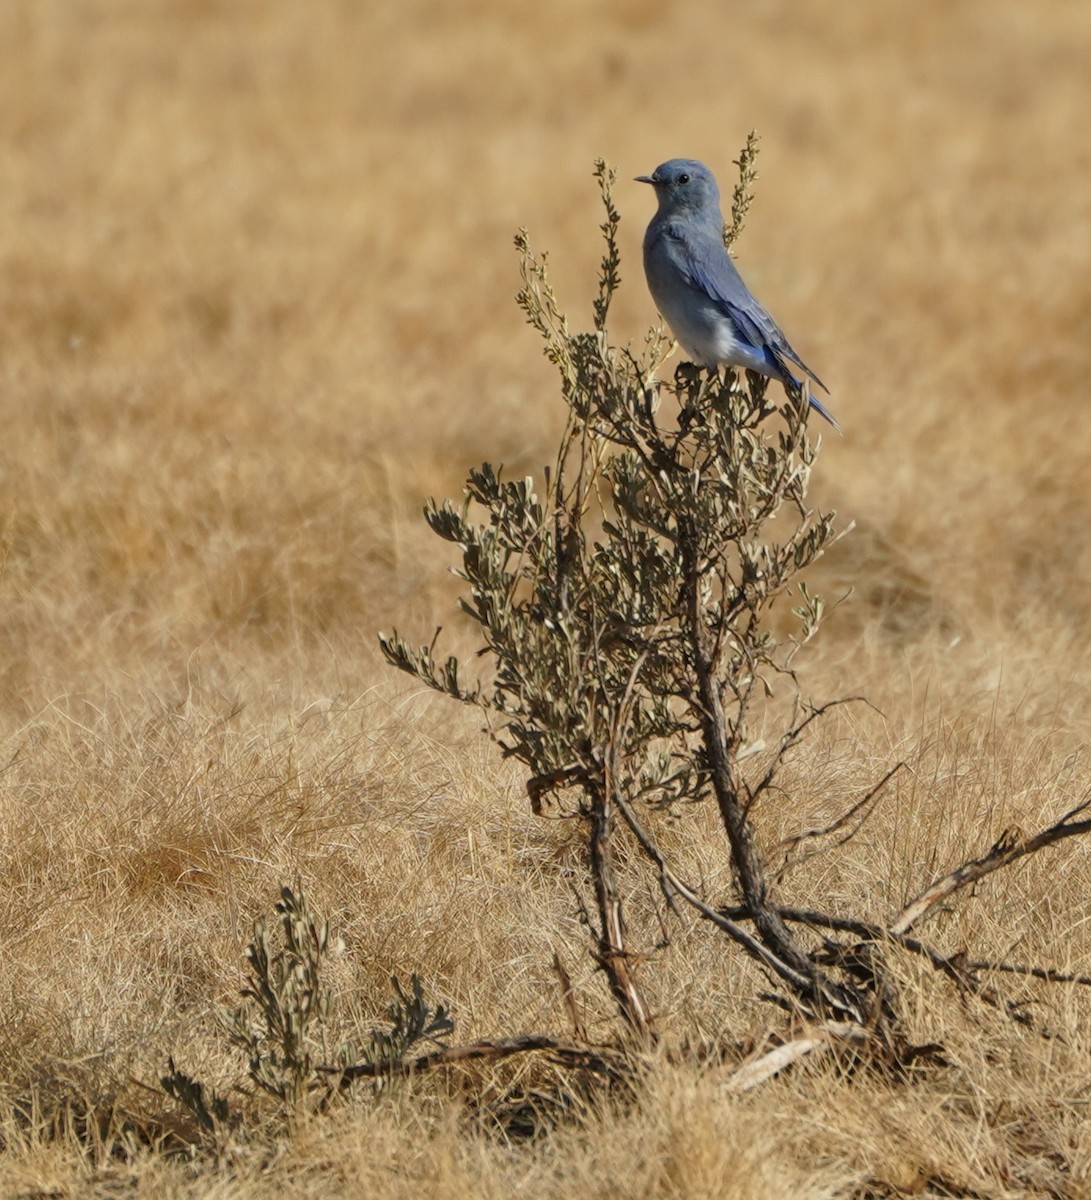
(587, 776), (657, 1041)
(723, 904), (1062, 1038)
(891, 798), (1091, 936)
(611, 788), (868, 1020)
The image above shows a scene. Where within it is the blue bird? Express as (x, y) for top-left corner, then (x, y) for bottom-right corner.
(636, 158), (837, 428)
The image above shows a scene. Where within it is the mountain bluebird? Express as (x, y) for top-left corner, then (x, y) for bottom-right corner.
(637, 158), (837, 428)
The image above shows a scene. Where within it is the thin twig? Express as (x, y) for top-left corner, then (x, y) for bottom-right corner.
(590, 768), (656, 1038)
(778, 764), (904, 854)
(961, 960), (1091, 988)
(552, 949), (589, 1042)
(773, 763), (905, 884)
(745, 696), (872, 813)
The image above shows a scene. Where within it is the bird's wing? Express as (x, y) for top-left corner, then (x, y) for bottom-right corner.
(677, 234), (830, 394)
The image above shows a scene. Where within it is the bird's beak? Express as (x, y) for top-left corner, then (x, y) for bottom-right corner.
(634, 174), (656, 185)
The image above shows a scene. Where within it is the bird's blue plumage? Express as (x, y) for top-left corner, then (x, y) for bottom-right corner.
(636, 158), (837, 429)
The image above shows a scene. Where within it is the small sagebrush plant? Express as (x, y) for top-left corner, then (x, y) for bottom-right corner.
(367, 974), (455, 1062)
(221, 884), (333, 1106)
(381, 147), (872, 1038)
(222, 886), (455, 1102)
(161, 1058), (233, 1145)
(163, 884), (454, 1137)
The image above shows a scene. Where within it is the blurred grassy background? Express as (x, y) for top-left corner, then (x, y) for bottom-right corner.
(1, 1), (1090, 1195)
(2, 0), (1089, 714)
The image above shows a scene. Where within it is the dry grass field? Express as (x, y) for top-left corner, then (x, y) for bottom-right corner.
(2, 0), (1091, 1195)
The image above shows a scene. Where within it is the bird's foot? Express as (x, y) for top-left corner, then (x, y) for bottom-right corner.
(673, 360), (704, 387)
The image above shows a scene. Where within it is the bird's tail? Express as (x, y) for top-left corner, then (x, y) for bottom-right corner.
(805, 388), (840, 431)
(766, 345), (839, 431)
(793, 376), (840, 432)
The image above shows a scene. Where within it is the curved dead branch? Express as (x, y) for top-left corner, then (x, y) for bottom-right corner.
(891, 798), (1091, 935)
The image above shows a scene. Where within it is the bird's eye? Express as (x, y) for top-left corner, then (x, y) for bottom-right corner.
(678, 173), (690, 184)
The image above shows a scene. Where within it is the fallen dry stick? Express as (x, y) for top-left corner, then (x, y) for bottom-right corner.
(721, 1021), (869, 1093)
(318, 1034), (623, 1087)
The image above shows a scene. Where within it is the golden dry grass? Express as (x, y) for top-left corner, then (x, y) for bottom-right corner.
(2, 0), (1091, 1195)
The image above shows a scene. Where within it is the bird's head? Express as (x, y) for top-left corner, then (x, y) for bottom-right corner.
(635, 159), (720, 217)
